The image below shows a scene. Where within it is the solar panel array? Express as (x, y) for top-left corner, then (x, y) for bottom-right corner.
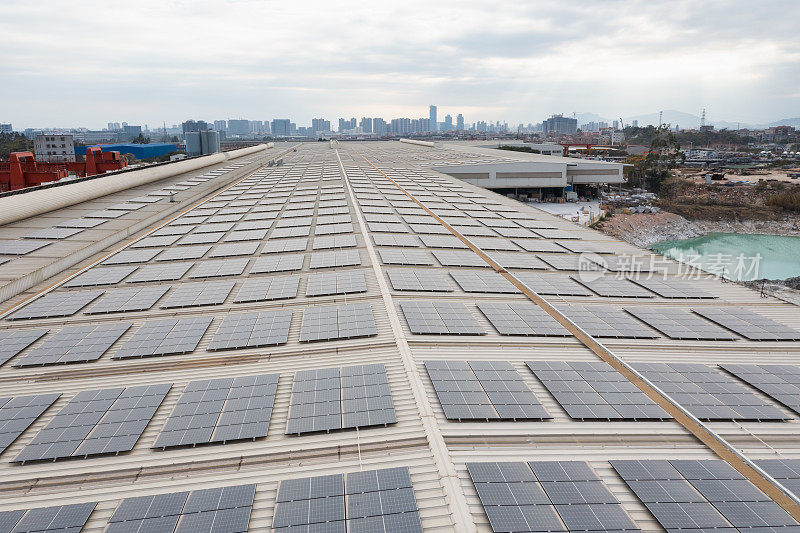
(0, 393), (60, 453)
(386, 268), (452, 292)
(557, 305), (659, 338)
(306, 270), (367, 296)
(107, 483), (256, 533)
(625, 307), (739, 340)
(425, 360), (550, 421)
(0, 502), (96, 533)
(273, 467), (422, 532)
(467, 461), (638, 533)
(0, 328), (49, 366)
(693, 308), (800, 340)
(8, 290), (104, 320)
(234, 275), (300, 302)
(13, 323), (131, 367)
(477, 303), (570, 336)
(633, 362), (788, 421)
(299, 303), (377, 342)
(756, 458), (800, 496)
(286, 364), (396, 434)
(628, 277), (716, 299)
(449, 270), (519, 293)
(14, 384), (171, 462)
(612, 459), (799, 532)
(113, 317), (213, 359)
(400, 301), (484, 335)
(208, 310), (292, 350)
(154, 374), (278, 448)
(526, 361), (671, 420)
(721, 364), (800, 416)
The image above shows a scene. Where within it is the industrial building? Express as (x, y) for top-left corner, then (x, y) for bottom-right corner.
(76, 143), (179, 160)
(0, 140), (798, 532)
(33, 133), (76, 162)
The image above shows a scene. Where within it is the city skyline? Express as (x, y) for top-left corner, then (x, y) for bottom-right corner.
(3, 0), (799, 129)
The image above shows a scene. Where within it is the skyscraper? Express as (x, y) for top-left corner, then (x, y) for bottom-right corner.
(311, 118), (331, 134)
(270, 119), (291, 136)
(444, 115), (453, 131)
(456, 114), (464, 131)
(429, 105), (437, 132)
(359, 117), (373, 133)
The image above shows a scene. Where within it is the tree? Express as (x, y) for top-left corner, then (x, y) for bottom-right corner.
(626, 124), (684, 192)
(132, 133), (151, 144)
(0, 133), (31, 159)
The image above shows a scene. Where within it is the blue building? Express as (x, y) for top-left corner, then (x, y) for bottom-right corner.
(75, 143), (179, 160)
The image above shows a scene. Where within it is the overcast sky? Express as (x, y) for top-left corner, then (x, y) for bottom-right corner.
(3, 0), (799, 129)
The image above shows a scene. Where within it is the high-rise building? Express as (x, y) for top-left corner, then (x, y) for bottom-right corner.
(213, 120), (227, 132)
(270, 119), (291, 137)
(33, 133), (75, 162)
(359, 118), (373, 134)
(542, 114), (577, 135)
(122, 125), (142, 140)
(373, 118), (387, 135)
(311, 118), (331, 134)
(227, 119), (250, 136)
(429, 105), (437, 132)
(444, 115), (453, 131)
(456, 114), (464, 131)
(106, 122), (121, 132)
(182, 120), (209, 134)
(632, 119), (639, 128)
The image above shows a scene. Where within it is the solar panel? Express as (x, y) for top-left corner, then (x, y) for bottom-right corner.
(315, 222), (354, 235)
(177, 232), (225, 245)
(251, 254), (304, 273)
(425, 360), (550, 421)
(513, 273), (592, 296)
(556, 241), (620, 254)
(0, 328), (49, 366)
(8, 290), (104, 320)
(368, 222), (408, 233)
(378, 248), (434, 266)
(756, 459), (800, 496)
(102, 249), (162, 265)
(113, 317), (213, 359)
(234, 275), (300, 302)
(151, 225), (193, 237)
(0, 502), (96, 533)
(194, 222), (235, 233)
(63, 265), (137, 287)
(209, 242), (259, 257)
(536, 254), (603, 272)
(154, 375), (279, 447)
(286, 364), (396, 434)
(527, 360), (671, 420)
(419, 235), (468, 249)
(127, 262), (193, 282)
(56, 218), (106, 228)
(13, 323), (131, 367)
(589, 255), (658, 273)
(634, 362), (788, 421)
(431, 250), (486, 267)
(534, 229), (580, 239)
(494, 226), (537, 238)
(511, 239), (566, 253)
(558, 305), (660, 338)
(399, 301), (484, 335)
(85, 286), (169, 314)
(223, 229), (269, 242)
(477, 303), (570, 336)
(469, 236), (519, 251)
(718, 364), (800, 416)
(86, 209), (127, 219)
(299, 303), (377, 342)
(372, 234), (419, 247)
(156, 245), (212, 261)
(161, 280), (235, 308)
(386, 268), (452, 292)
(491, 252), (548, 270)
(692, 308), (800, 340)
(628, 277), (716, 298)
(571, 276), (655, 298)
(22, 227), (84, 240)
(261, 237), (308, 253)
(271, 226), (311, 239)
(208, 310), (292, 350)
(612, 459), (798, 532)
(189, 258), (249, 278)
(273, 473), (346, 529)
(309, 249), (361, 269)
(312, 234), (358, 250)
(14, 384), (170, 462)
(345, 467), (423, 532)
(468, 461), (637, 533)
(107, 484), (255, 533)
(131, 235), (181, 248)
(0, 393), (60, 453)
(449, 270), (519, 293)
(624, 307), (738, 340)
(306, 270), (367, 296)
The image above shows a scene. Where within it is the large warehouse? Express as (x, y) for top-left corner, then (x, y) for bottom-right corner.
(0, 141), (798, 532)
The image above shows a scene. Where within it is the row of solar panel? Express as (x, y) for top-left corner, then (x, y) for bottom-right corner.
(398, 300), (800, 341)
(2, 364), (396, 463)
(467, 459), (800, 533)
(0, 465), (424, 533)
(424, 360), (800, 422)
(385, 268), (715, 299)
(0, 302), (378, 367)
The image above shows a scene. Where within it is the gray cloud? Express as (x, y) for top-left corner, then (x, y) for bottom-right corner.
(2, 0), (798, 129)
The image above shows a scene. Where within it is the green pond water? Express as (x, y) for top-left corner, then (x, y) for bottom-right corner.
(651, 233), (800, 281)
